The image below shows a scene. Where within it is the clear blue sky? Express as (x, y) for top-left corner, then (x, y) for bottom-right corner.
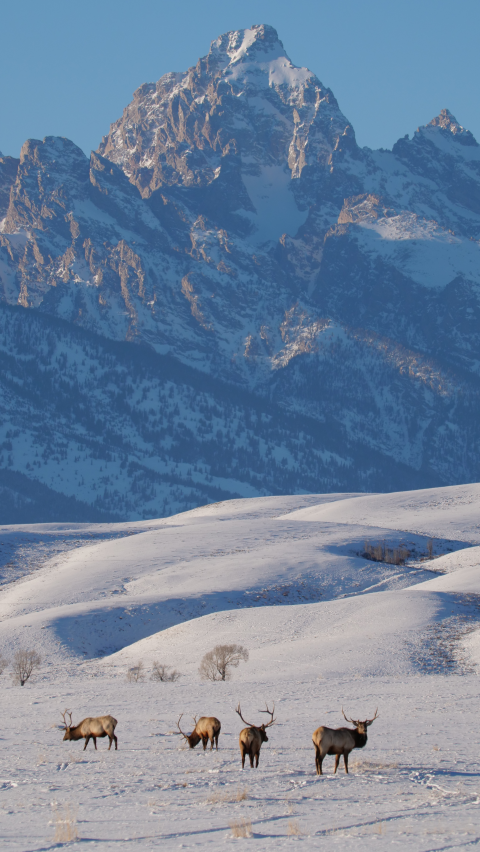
(1, 0), (479, 158)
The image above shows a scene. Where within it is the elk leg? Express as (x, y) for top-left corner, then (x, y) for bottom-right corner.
(255, 752), (259, 768)
(202, 735), (208, 751)
(113, 734), (118, 750)
(93, 736), (97, 750)
(210, 735), (214, 751)
(249, 750), (254, 768)
(215, 733), (219, 750)
(108, 736), (112, 750)
(83, 735), (90, 751)
(344, 753), (349, 774)
(240, 744), (246, 769)
(334, 754), (340, 774)
(315, 749), (323, 775)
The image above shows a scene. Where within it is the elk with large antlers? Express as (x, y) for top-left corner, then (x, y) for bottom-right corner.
(312, 708), (378, 775)
(176, 714), (221, 750)
(61, 710), (118, 751)
(235, 703), (275, 768)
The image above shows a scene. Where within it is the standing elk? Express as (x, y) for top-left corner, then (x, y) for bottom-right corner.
(312, 708), (378, 775)
(177, 714), (221, 750)
(235, 703), (275, 768)
(61, 710), (118, 751)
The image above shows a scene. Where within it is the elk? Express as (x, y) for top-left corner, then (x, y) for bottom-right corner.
(61, 710), (118, 751)
(312, 708), (378, 775)
(176, 714), (221, 750)
(235, 703), (275, 768)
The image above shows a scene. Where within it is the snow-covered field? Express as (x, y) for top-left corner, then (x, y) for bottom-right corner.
(1, 485), (480, 849)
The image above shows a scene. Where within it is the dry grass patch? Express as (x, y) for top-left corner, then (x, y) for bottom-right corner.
(287, 819), (303, 836)
(208, 786), (249, 804)
(230, 818), (253, 838)
(52, 803), (78, 842)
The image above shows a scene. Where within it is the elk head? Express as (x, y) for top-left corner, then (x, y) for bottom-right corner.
(176, 713), (201, 748)
(61, 709), (74, 741)
(342, 707), (379, 736)
(236, 702), (276, 742)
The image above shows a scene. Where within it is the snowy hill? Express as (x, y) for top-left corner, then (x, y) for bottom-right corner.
(0, 485), (480, 848)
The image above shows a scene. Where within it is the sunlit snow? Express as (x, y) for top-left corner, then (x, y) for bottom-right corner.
(0, 485), (480, 848)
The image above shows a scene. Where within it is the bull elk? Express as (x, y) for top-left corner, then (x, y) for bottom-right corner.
(235, 703), (275, 768)
(61, 710), (118, 751)
(176, 714), (221, 750)
(312, 708), (378, 775)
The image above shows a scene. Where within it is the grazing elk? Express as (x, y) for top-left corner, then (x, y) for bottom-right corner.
(177, 714), (221, 750)
(235, 703), (275, 768)
(312, 708), (378, 775)
(61, 710), (118, 751)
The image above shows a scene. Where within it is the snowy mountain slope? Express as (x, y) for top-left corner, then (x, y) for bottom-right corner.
(411, 553), (480, 593)
(0, 485), (475, 669)
(0, 304), (436, 523)
(104, 589), (453, 681)
(286, 483), (480, 542)
(1, 26), (480, 517)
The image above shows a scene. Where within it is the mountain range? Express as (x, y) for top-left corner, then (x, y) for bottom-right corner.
(0, 23), (479, 521)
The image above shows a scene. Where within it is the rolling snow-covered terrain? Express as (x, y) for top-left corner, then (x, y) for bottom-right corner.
(1, 484), (480, 849)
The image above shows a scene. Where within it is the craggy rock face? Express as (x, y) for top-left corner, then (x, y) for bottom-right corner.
(98, 25), (351, 196)
(1, 26), (480, 520)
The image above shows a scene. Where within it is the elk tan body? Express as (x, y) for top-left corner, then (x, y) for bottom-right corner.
(177, 714), (221, 750)
(61, 711), (118, 751)
(312, 709), (378, 775)
(236, 703), (275, 768)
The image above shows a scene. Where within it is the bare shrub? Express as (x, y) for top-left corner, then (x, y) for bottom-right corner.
(230, 818), (253, 838)
(12, 649), (41, 686)
(52, 803), (78, 842)
(427, 539), (434, 559)
(363, 540), (410, 566)
(0, 654), (8, 675)
(151, 661), (181, 682)
(126, 661), (145, 682)
(287, 819), (302, 836)
(199, 644), (249, 681)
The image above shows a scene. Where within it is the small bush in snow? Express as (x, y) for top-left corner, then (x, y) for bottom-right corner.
(12, 649), (41, 686)
(151, 661), (181, 682)
(0, 653), (8, 675)
(126, 661), (145, 682)
(51, 803), (78, 843)
(363, 540), (410, 566)
(199, 644), (249, 681)
(230, 818), (253, 838)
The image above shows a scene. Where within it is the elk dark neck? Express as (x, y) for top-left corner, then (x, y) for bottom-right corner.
(353, 729), (368, 749)
(71, 726), (83, 740)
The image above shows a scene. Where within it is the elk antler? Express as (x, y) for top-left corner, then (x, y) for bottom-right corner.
(61, 709), (73, 729)
(192, 715), (198, 727)
(366, 708), (379, 726)
(235, 703), (254, 728)
(258, 702), (276, 727)
(176, 713), (190, 740)
(342, 707), (360, 727)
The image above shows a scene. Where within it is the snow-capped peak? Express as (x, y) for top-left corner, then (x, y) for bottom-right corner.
(424, 108), (479, 147)
(207, 23), (313, 89)
(209, 24), (285, 64)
